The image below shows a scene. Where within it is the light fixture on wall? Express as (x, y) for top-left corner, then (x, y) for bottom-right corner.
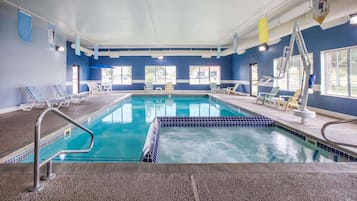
(350, 13), (357, 24)
(258, 43), (269, 51)
(158, 55), (164, 60)
(55, 45), (64, 52)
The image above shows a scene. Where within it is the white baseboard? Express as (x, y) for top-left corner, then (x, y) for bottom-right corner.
(308, 106), (356, 119)
(0, 106), (19, 114)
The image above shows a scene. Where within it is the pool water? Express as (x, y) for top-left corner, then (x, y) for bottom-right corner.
(157, 127), (333, 163)
(21, 95), (248, 163)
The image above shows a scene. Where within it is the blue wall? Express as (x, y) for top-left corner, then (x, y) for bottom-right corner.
(234, 22), (357, 116)
(89, 55), (233, 90)
(66, 41), (90, 93)
(0, 3), (66, 109)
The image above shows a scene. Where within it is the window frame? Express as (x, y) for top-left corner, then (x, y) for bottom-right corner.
(101, 66), (132, 85)
(321, 45), (357, 98)
(273, 53), (313, 91)
(144, 65), (176, 84)
(112, 66), (132, 85)
(189, 65), (221, 85)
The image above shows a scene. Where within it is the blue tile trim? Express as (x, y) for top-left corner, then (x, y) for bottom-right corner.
(5, 132), (64, 164)
(276, 124), (357, 162)
(275, 125), (306, 141)
(316, 141), (357, 161)
(158, 116), (274, 128)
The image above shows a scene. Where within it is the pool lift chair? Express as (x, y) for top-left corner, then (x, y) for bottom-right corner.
(259, 21), (315, 124)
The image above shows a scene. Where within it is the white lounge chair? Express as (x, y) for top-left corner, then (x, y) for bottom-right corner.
(102, 82), (112, 94)
(53, 84), (88, 103)
(226, 83), (242, 95)
(22, 86), (69, 111)
(87, 81), (102, 95)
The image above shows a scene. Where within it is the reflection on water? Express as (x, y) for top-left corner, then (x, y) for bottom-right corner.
(102, 96), (244, 124)
(102, 103), (132, 123)
(21, 96), (245, 163)
(158, 127), (333, 163)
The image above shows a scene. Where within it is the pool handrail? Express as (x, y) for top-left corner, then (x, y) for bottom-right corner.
(321, 118), (357, 148)
(28, 107), (94, 192)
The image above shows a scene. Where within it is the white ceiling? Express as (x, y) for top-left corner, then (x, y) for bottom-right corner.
(6, 0), (310, 48)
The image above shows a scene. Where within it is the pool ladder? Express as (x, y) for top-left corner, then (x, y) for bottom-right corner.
(321, 118), (357, 148)
(28, 107), (95, 192)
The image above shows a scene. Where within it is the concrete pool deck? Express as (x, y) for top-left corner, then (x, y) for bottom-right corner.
(0, 91), (356, 200)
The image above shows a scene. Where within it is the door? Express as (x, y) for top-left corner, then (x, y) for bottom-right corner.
(250, 63), (258, 97)
(72, 65), (80, 94)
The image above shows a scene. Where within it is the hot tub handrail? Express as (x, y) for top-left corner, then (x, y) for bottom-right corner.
(28, 107), (94, 192)
(321, 118), (357, 148)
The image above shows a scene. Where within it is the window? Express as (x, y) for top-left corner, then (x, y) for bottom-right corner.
(189, 66), (221, 85)
(101, 68), (112, 83)
(101, 66), (132, 85)
(145, 66), (176, 84)
(274, 54), (313, 91)
(322, 46), (357, 97)
(112, 66), (132, 85)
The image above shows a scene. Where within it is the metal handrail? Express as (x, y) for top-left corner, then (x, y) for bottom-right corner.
(28, 107), (94, 192)
(321, 118), (357, 148)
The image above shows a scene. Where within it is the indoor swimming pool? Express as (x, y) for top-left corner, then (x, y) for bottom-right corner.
(17, 95), (347, 163)
(21, 95), (248, 163)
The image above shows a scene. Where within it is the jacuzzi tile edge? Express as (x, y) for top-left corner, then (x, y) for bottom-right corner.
(141, 116), (357, 163)
(275, 123), (357, 162)
(140, 116), (275, 163)
(0, 94), (132, 164)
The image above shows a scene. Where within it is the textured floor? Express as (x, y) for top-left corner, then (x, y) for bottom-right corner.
(0, 163), (356, 201)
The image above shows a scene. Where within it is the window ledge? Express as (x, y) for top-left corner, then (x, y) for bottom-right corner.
(320, 94), (357, 100)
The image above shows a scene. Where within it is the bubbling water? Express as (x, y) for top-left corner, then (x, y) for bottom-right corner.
(157, 127), (332, 163)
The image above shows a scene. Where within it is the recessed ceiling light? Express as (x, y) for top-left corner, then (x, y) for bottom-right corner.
(350, 13), (357, 24)
(55, 45), (64, 52)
